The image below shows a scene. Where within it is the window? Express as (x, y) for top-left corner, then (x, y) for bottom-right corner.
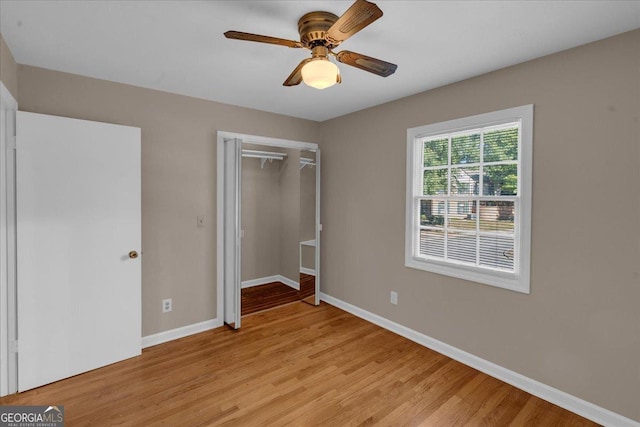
(405, 105), (533, 293)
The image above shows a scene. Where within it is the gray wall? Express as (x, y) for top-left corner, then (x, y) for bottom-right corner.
(300, 245), (315, 271)
(0, 33), (18, 100)
(318, 29), (640, 421)
(17, 65), (319, 336)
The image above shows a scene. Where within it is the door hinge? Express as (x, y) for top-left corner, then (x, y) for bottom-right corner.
(9, 340), (18, 353)
(9, 135), (16, 150)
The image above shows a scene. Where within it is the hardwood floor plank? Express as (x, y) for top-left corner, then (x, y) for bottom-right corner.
(0, 302), (599, 426)
(460, 377), (515, 426)
(480, 386), (534, 426)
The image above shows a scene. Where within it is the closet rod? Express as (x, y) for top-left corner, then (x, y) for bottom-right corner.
(242, 149), (288, 160)
(242, 149), (288, 168)
(300, 157), (316, 170)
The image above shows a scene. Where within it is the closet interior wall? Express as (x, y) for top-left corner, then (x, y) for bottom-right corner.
(241, 144), (300, 287)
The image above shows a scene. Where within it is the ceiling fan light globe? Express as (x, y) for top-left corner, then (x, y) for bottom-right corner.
(301, 59), (339, 89)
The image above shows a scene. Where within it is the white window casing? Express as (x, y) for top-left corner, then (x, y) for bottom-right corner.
(405, 105), (533, 293)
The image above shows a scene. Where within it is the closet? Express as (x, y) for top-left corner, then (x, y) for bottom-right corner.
(240, 144), (317, 315)
(217, 131), (320, 329)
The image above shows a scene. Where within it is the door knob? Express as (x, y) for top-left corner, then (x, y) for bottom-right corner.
(129, 250), (138, 259)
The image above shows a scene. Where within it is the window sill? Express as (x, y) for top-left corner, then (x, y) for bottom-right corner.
(405, 257), (530, 294)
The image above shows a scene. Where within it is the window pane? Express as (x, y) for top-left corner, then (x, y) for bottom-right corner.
(420, 229), (444, 258)
(479, 201), (515, 232)
(484, 127), (518, 162)
(423, 138), (448, 167)
(420, 199), (445, 227)
(483, 164), (517, 196)
(451, 167), (479, 195)
(447, 200), (476, 231)
(423, 169), (447, 195)
(479, 235), (515, 271)
(447, 232), (476, 264)
(451, 133), (480, 165)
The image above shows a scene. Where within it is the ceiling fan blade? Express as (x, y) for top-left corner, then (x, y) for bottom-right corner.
(325, 0), (383, 45)
(224, 31), (304, 49)
(283, 58), (312, 86)
(335, 50), (397, 77)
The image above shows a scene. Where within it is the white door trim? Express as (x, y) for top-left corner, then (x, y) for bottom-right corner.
(313, 149), (321, 305)
(216, 131), (318, 325)
(0, 81), (18, 396)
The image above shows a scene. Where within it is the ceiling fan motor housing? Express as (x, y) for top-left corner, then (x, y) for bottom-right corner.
(298, 11), (339, 48)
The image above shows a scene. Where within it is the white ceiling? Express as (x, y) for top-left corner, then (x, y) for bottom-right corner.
(1, 1), (639, 122)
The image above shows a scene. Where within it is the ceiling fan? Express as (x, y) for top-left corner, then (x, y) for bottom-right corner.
(224, 0), (397, 89)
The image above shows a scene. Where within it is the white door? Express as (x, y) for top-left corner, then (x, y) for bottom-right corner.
(313, 149), (321, 305)
(16, 111), (141, 391)
(223, 138), (241, 329)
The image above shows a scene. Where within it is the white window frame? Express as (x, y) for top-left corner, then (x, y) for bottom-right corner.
(405, 105), (533, 293)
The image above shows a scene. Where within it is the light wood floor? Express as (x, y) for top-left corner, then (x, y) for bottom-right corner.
(0, 302), (598, 426)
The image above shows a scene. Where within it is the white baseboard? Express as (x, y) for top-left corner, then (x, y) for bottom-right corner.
(279, 275), (300, 291)
(141, 318), (223, 349)
(242, 275), (281, 289)
(242, 274), (299, 291)
(300, 267), (316, 276)
(320, 292), (639, 427)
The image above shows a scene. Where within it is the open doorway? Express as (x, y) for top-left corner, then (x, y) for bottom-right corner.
(216, 132), (320, 329)
(240, 144), (317, 315)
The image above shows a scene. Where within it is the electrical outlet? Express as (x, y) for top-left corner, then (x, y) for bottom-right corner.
(390, 291), (398, 305)
(162, 298), (172, 313)
(197, 215), (205, 228)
